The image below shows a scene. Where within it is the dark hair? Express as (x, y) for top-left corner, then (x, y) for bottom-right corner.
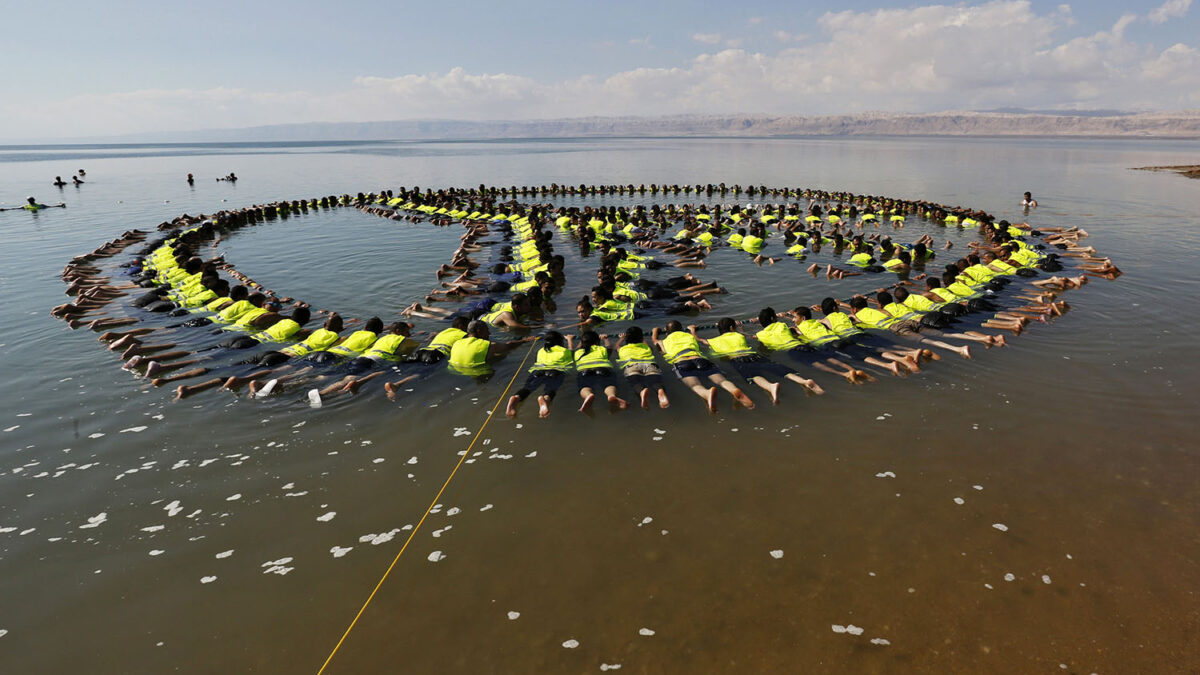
(849, 296), (868, 310)
(325, 313), (344, 332)
(291, 307), (311, 325)
(820, 297), (838, 315)
(543, 330), (566, 348)
(758, 307), (777, 327)
(664, 320), (683, 333)
(364, 317), (384, 333)
(579, 330), (602, 348)
(624, 326), (645, 343)
(718, 317), (737, 333)
(450, 315), (470, 330)
(793, 306), (812, 320)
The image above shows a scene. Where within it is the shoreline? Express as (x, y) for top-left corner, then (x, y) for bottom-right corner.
(1131, 164), (1200, 178)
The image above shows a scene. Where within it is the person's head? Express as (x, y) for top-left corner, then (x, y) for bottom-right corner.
(897, 251), (911, 265)
(876, 291), (894, 306)
(893, 287), (910, 302)
(245, 292), (267, 307)
(849, 296), (868, 310)
(579, 329), (602, 348)
(664, 320), (683, 333)
(450, 315), (469, 331)
(1024, 191), (1032, 200)
(510, 292), (529, 313)
(758, 307), (777, 327)
(926, 277), (942, 290)
(575, 298), (593, 322)
(290, 307), (311, 325)
(793, 306), (812, 320)
(384, 321), (410, 336)
(543, 330), (566, 349)
(467, 319), (489, 339)
(363, 317), (384, 333)
(718, 317), (737, 334)
(820, 297), (838, 315)
(624, 325), (645, 344)
(941, 271), (958, 286)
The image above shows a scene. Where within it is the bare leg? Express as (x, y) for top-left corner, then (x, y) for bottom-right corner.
(175, 378), (224, 401)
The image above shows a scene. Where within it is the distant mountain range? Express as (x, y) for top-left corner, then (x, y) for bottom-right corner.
(112, 110), (1200, 143)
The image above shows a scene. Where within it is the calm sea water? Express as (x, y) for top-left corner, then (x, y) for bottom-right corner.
(1, 137), (1197, 674)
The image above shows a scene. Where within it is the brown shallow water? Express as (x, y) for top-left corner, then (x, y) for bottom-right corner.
(0, 137), (1197, 673)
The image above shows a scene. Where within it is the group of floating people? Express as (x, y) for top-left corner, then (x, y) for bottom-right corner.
(52, 182), (1120, 415)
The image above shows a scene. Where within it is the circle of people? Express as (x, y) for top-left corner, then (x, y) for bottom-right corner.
(53, 181), (1120, 415)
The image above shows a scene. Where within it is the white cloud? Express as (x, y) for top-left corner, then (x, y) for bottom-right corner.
(1148, 0), (1192, 24)
(4, 0), (1199, 139)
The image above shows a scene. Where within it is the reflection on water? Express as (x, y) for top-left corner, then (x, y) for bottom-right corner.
(0, 137), (1197, 674)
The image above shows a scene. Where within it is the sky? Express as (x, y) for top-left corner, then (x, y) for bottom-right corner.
(2, 0), (1198, 141)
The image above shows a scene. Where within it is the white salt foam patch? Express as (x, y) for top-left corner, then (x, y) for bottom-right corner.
(562, 639), (579, 649)
(432, 526), (452, 538)
(0, 629), (6, 637)
(427, 551), (445, 562)
(226, 494), (241, 502)
(200, 576), (217, 584)
(1042, 575), (1052, 584)
(452, 427), (471, 437)
(119, 426), (148, 434)
(638, 517), (652, 527)
(79, 512), (107, 529)
(307, 389), (322, 408)
(331, 546), (352, 558)
(973, 485), (983, 490)
(525, 451), (537, 458)
(480, 504), (494, 512)
(638, 628), (655, 636)
(832, 624), (864, 636)
(372, 458), (384, 464)
(316, 512), (336, 522)
(149, 550), (164, 556)
(407, 456), (418, 465)
(769, 550), (784, 559)
(285, 491), (308, 497)
(652, 437), (662, 441)
(600, 665), (622, 671)
(3, 426), (18, 433)
(88, 433), (105, 439)
(992, 523), (1008, 532)
(165, 500), (182, 516)
(507, 611), (520, 620)
(870, 638), (890, 646)
(953, 497), (965, 505)
(874, 471), (896, 478)
(1004, 573), (1015, 582)
(216, 550), (233, 559)
(0, 527), (16, 534)
(281, 483), (295, 489)
(141, 525), (164, 532)
(446, 507), (461, 516)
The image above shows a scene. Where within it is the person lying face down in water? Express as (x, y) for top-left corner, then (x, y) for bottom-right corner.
(506, 330), (573, 419)
(651, 320), (754, 414)
(614, 325), (670, 410)
(447, 319), (534, 383)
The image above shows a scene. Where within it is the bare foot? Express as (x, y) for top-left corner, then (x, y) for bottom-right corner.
(733, 389), (755, 409)
(579, 393), (596, 414)
(705, 387), (719, 414)
(384, 382), (399, 401)
(538, 395), (552, 418)
(607, 395), (628, 411)
(657, 389), (670, 409)
(506, 395), (520, 418)
(639, 388), (651, 410)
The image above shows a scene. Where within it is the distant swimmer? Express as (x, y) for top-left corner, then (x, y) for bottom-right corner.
(187, 173), (195, 185)
(53, 176), (67, 187)
(1021, 191), (1038, 207)
(1, 196), (65, 212)
(73, 176), (84, 185)
(78, 169), (86, 176)
(217, 172), (238, 182)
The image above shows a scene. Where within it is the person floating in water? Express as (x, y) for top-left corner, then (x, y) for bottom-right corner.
(187, 173), (195, 185)
(3, 196), (65, 212)
(1021, 191), (1037, 207)
(217, 173), (238, 182)
(73, 175), (84, 186)
(53, 176), (67, 187)
(78, 169), (86, 177)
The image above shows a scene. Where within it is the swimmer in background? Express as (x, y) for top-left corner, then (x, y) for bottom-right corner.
(1021, 191), (1038, 207)
(54, 176), (67, 187)
(73, 175), (84, 186)
(187, 174), (195, 185)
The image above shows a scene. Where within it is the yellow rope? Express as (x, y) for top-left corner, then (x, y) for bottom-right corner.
(317, 338), (540, 674)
